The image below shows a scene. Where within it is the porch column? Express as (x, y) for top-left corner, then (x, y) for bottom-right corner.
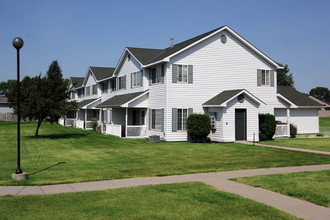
(125, 108), (128, 138)
(84, 109), (87, 129)
(287, 108), (290, 136)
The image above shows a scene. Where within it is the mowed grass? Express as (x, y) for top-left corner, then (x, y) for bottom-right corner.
(0, 182), (299, 220)
(1, 122), (329, 186)
(260, 118), (330, 152)
(234, 170), (330, 207)
(320, 117), (330, 137)
(260, 138), (330, 152)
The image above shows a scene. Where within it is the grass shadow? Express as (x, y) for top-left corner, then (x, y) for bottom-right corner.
(29, 162), (67, 176)
(27, 133), (87, 139)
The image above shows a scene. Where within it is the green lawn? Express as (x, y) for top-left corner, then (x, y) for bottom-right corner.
(259, 138), (330, 152)
(1, 122), (329, 186)
(0, 182), (299, 219)
(320, 117), (330, 137)
(233, 170), (330, 207)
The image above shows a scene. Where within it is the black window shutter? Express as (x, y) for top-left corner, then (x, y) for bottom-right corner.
(188, 65), (193, 84)
(270, 70), (274, 87)
(257, 69), (262, 86)
(172, 64), (177, 83)
(161, 108), (164, 132)
(172, 108), (177, 132)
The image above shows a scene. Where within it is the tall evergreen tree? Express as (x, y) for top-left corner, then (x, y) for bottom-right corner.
(277, 64), (294, 87)
(7, 61), (77, 137)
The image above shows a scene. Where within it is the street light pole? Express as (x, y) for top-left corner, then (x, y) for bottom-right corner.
(12, 37), (27, 180)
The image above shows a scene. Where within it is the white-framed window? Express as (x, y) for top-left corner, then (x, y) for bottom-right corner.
(151, 109), (162, 131)
(262, 70), (270, 86)
(86, 86), (90, 96)
(92, 85), (97, 95)
(177, 65), (188, 83)
(132, 71), (142, 88)
(78, 88), (84, 98)
(110, 78), (116, 92)
(118, 75), (126, 90)
(150, 65), (164, 85)
(177, 108), (188, 131)
(101, 81), (108, 94)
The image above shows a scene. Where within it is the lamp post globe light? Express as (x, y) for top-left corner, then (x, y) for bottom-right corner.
(12, 37), (27, 180)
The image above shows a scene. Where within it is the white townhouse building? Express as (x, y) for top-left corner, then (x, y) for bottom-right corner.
(64, 25), (323, 142)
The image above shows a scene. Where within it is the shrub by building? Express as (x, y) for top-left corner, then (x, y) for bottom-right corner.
(259, 113), (276, 141)
(187, 114), (211, 142)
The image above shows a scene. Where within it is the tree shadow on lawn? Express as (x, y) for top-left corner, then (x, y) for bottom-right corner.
(26, 133), (87, 139)
(29, 162), (67, 176)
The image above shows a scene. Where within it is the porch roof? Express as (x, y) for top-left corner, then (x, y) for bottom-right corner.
(78, 98), (98, 109)
(277, 86), (323, 107)
(96, 91), (148, 108)
(202, 89), (263, 107)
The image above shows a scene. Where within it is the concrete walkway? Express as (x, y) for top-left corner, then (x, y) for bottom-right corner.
(237, 140), (330, 155)
(1, 164), (330, 219)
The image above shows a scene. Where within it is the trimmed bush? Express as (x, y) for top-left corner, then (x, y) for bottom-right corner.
(187, 114), (211, 143)
(91, 118), (98, 131)
(290, 124), (297, 138)
(259, 113), (276, 141)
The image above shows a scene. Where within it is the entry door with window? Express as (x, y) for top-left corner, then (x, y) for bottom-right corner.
(235, 109), (246, 141)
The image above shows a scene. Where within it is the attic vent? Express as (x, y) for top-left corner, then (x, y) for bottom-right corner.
(170, 37), (174, 48)
(127, 54), (131, 61)
(238, 94), (245, 103)
(220, 35), (227, 44)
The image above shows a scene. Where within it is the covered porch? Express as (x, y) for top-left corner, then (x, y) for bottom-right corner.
(75, 98), (102, 130)
(96, 91), (149, 138)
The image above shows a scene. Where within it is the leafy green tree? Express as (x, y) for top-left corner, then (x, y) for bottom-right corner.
(0, 79), (17, 97)
(277, 64), (294, 87)
(8, 61), (77, 137)
(309, 87), (330, 102)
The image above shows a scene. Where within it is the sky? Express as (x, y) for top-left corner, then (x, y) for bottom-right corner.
(1, 0), (329, 93)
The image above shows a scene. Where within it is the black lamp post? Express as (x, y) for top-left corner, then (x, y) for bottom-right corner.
(12, 37), (26, 179)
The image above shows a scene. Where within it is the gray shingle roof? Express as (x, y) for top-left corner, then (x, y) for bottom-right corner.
(78, 98), (98, 109)
(96, 91), (146, 108)
(277, 86), (323, 107)
(90, 67), (115, 81)
(127, 47), (164, 65)
(70, 77), (84, 88)
(203, 89), (243, 106)
(126, 26), (225, 66)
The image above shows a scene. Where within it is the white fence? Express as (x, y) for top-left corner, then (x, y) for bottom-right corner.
(76, 120), (84, 129)
(66, 119), (75, 126)
(274, 124), (290, 137)
(58, 118), (65, 126)
(127, 125), (147, 137)
(0, 113), (17, 122)
(106, 124), (122, 137)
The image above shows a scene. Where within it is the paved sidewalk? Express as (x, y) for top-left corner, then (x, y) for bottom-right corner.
(237, 141), (330, 155)
(1, 164), (330, 219)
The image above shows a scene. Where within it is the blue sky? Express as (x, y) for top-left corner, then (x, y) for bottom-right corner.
(1, 0), (329, 93)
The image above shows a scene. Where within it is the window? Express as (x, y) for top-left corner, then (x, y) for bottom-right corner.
(151, 109), (162, 131)
(150, 65), (164, 85)
(92, 85), (97, 95)
(110, 78), (116, 92)
(177, 108), (188, 130)
(118, 75), (126, 90)
(101, 81), (108, 94)
(78, 88), (84, 98)
(262, 70), (270, 86)
(131, 71), (142, 88)
(172, 64), (193, 83)
(86, 86), (90, 96)
(257, 69), (274, 87)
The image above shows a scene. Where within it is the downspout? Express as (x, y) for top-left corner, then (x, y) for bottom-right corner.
(125, 108), (128, 138)
(165, 63), (169, 141)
